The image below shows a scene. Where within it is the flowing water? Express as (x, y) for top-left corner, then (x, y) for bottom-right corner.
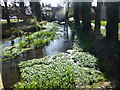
(2, 25), (74, 88)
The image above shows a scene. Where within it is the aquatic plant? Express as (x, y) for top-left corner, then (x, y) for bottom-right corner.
(2, 46), (31, 61)
(2, 30), (56, 61)
(31, 31), (55, 48)
(24, 35), (33, 42)
(19, 41), (28, 49)
(2, 22), (63, 61)
(33, 39), (45, 48)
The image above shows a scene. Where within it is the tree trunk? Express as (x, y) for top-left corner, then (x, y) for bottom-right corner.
(73, 2), (81, 32)
(4, 2), (10, 24)
(30, 0), (42, 21)
(81, 2), (91, 34)
(94, 2), (103, 37)
(20, 1), (26, 22)
(65, 2), (69, 25)
(105, 2), (119, 42)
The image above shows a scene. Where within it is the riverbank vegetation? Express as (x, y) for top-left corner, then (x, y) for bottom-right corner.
(14, 49), (107, 88)
(1, 0), (120, 89)
(69, 2), (120, 88)
(2, 22), (61, 61)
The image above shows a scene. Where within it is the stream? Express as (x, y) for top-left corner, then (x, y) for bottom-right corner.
(2, 25), (74, 88)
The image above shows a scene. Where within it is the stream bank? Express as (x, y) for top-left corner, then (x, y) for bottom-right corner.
(2, 23), (74, 88)
(13, 38), (108, 89)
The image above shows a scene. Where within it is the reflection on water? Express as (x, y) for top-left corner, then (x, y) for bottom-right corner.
(3, 36), (25, 48)
(2, 26), (73, 88)
(44, 26), (72, 56)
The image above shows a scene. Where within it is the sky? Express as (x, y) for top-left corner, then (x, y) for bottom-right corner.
(41, 0), (62, 7)
(41, 0), (97, 7)
(0, 0), (97, 7)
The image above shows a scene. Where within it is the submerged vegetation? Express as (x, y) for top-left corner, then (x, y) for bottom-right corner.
(14, 51), (107, 88)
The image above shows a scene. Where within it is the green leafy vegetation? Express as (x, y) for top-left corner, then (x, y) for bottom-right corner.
(14, 52), (106, 88)
(69, 20), (120, 88)
(76, 34), (92, 53)
(72, 52), (98, 69)
(2, 31), (55, 61)
(2, 22), (61, 61)
(2, 47), (31, 61)
(19, 31), (55, 48)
